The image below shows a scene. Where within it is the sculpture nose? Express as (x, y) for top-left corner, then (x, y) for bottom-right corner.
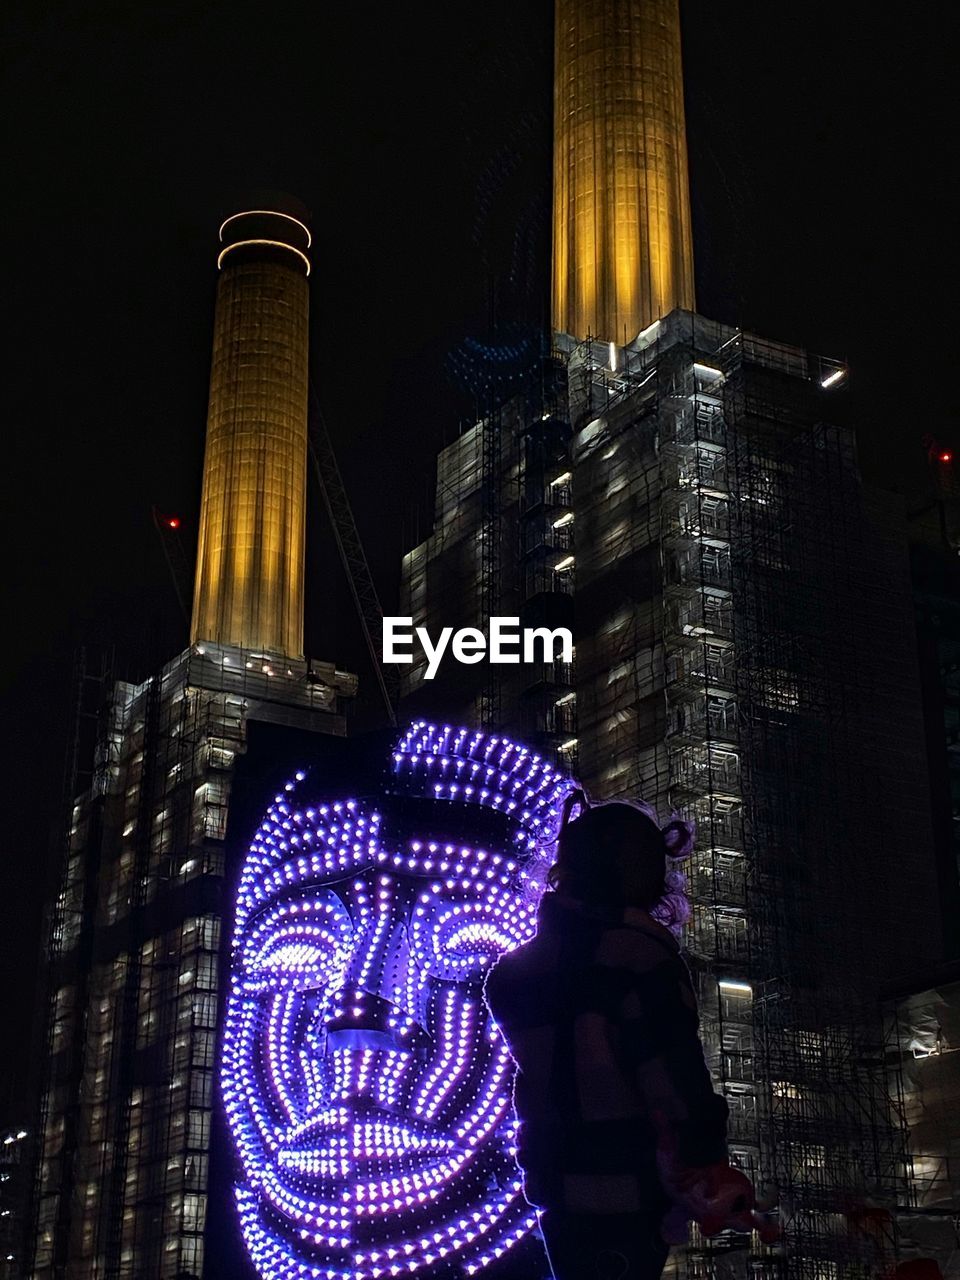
(326, 909), (430, 1043)
(323, 994), (407, 1051)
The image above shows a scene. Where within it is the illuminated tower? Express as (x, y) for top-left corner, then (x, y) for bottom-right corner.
(29, 206), (355, 1280)
(191, 205), (312, 658)
(400, 9), (945, 1280)
(552, 0), (696, 344)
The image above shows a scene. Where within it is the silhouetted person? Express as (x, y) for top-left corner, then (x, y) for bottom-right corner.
(486, 795), (773, 1280)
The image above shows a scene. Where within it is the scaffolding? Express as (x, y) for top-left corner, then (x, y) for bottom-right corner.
(398, 308), (942, 1280)
(30, 644), (355, 1279)
(399, 346), (575, 746)
(881, 968), (960, 1279)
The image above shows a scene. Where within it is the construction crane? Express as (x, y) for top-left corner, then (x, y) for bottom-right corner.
(152, 396), (401, 726)
(151, 507), (191, 625)
(307, 384), (401, 727)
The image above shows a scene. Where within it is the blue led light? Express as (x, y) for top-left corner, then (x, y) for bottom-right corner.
(222, 723), (575, 1278)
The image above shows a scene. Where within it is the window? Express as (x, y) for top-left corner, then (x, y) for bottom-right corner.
(187, 1110), (210, 1149)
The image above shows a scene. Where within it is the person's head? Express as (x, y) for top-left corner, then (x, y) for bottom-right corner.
(549, 795), (693, 911)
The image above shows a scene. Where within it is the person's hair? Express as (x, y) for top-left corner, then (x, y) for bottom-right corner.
(548, 794), (693, 911)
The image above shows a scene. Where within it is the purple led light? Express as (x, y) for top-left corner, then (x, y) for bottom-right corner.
(222, 724), (576, 1278)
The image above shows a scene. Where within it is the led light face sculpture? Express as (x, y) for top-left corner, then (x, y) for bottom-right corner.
(222, 723), (576, 1279)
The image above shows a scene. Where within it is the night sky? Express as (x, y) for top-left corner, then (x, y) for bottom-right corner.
(1, 0), (956, 1118)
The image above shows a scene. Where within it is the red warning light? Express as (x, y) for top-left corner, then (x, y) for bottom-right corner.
(940, 452), (953, 464)
(167, 517), (181, 530)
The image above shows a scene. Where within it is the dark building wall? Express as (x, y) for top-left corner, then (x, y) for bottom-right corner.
(398, 310), (945, 1278)
(29, 647), (353, 1280)
(910, 538), (960, 961)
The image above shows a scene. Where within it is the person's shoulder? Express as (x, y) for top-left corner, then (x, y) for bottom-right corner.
(595, 913), (681, 976)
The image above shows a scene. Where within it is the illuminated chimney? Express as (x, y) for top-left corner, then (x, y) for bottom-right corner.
(191, 203), (311, 658)
(552, 0), (696, 345)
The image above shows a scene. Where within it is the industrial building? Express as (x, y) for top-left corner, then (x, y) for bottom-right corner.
(29, 207), (356, 1278)
(398, 1), (947, 1277)
(25, 1), (953, 1279)
(883, 964), (960, 1279)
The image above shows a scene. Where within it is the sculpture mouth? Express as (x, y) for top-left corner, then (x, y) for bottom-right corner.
(275, 1105), (461, 1184)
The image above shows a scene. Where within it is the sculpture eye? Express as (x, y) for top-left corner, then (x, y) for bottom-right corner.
(239, 893), (355, 993)
(410, 882), (536, 981)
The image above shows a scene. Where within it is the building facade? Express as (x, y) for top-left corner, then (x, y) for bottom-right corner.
(883, 964), (960, 1279)
(29, 207), (356, 1279)
(27, 1), (952, 1276)
(401, 4), (946, 1268)
(399, 311), (944, 1278)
